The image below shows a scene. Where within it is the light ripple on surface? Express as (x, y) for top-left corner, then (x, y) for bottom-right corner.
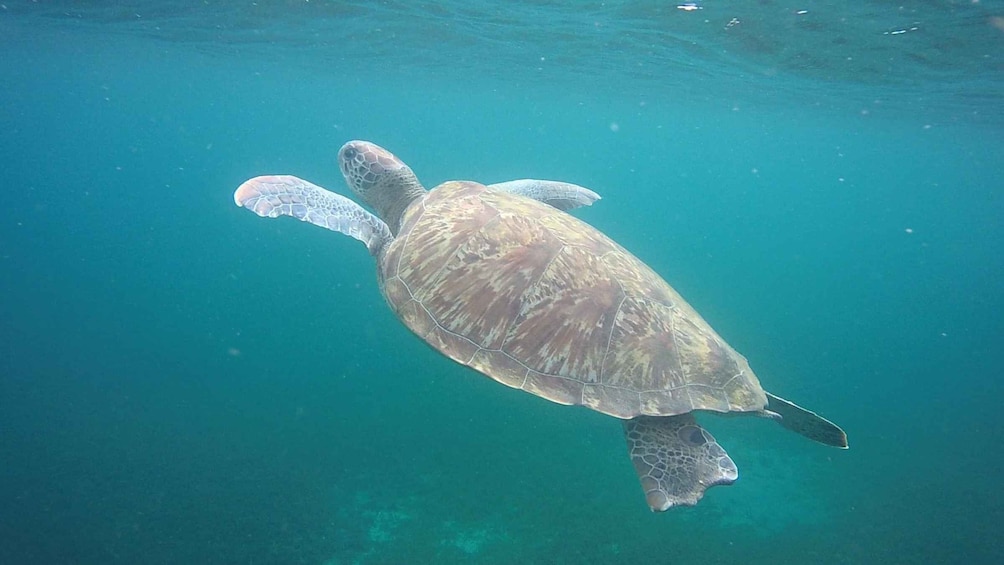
(6, 0), (1003, 124)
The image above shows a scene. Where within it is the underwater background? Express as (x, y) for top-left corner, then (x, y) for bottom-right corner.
(1, 1), (1002, 563)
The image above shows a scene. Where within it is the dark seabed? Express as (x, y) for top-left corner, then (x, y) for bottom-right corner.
(1, 1), (1002, 564)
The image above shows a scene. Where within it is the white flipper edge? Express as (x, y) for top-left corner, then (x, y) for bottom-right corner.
(234, 175), (393, 256)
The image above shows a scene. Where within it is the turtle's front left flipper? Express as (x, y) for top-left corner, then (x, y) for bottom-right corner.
(488, 179), (600, 211)
(235, 175), (393, 256)
(624, 415), (738, 512)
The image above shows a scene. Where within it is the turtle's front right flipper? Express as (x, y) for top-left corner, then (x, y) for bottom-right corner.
(488, 179), (600, 211)
(624, 415), (738, 511)
(235, 175), (393, 256)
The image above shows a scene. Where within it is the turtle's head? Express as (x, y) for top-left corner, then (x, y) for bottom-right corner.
(338, 140), (426, 235)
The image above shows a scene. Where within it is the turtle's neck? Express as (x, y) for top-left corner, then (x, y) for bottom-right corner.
(365, 166), (427, 236)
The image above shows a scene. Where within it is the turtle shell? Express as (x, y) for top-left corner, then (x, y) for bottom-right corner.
(378, 181), (767, 419)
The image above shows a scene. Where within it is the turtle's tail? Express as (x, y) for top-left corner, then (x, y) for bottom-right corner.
(764, 392), (848, 448)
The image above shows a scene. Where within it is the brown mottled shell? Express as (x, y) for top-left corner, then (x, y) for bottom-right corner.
(379, 181), (767, 419)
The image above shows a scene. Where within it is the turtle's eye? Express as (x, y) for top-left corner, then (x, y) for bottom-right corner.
(344, 147), (358, 160)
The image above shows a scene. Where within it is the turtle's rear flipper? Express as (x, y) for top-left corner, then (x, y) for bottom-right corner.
(623, 415), (738, 511)
(765, 392), (849, 448)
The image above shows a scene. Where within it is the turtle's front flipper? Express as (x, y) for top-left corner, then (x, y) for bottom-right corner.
(235, 175), (393, 256)
(487, 179), (600, 211)
(764, 392), (849, 448)
(624, 415), (738, 511)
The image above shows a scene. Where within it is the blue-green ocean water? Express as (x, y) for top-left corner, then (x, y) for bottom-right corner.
(2, 2), (1003, 563)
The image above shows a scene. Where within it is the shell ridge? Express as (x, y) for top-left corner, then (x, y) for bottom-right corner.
(719, 370), (747, 410)
(419, 209), (503, 312)
(518, 368), (531, 390)
(666, 301), (696, 410)
(600, 250), (676, 309)
(394, 199), (427, 278)
(479, 191), (558, 353)
(598, 292), (627, 385)
(411, 289), (496, 360)
(499, 239), (567, 351)
(390, 263), (491, 361)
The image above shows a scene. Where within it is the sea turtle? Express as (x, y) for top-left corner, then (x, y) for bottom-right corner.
(234, 140), (848, 511)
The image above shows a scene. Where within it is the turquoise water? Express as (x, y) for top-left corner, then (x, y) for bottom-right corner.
(1, 2), (1002, 563)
